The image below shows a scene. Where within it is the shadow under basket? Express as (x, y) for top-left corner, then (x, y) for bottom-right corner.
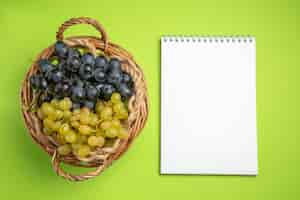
(20, 17), (149, 181)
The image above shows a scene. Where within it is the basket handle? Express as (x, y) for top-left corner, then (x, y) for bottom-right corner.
(56, 17), (108, 51)
(51, 151), (106, 181)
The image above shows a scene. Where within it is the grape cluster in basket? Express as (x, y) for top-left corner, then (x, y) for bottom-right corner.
(38, 95), (128, 158)
(29, 41), (134, 110)
(28, 41), (134, 158)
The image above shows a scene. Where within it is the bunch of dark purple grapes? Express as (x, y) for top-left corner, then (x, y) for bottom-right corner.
(29, 41), (134, 109)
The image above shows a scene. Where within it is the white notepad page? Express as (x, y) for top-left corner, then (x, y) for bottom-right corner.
(161, 37), (258, 175)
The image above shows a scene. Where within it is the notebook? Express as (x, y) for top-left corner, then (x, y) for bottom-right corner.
(160, 36), (258, 175)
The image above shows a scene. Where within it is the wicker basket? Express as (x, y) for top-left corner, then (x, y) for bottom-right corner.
(20, 17), (149, 181)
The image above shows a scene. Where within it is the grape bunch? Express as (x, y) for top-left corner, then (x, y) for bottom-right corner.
(28, 41), (134, 158)
(29, 41), (134, 110)
(38, 93), (129, 158)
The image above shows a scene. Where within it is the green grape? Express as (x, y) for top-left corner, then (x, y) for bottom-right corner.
(71, 144), (81, 155)
(70, 114), (80, 122)
(77, 135), (88, 144)
(71, 143), (81, 151)
(57, 144), (72, 155)
(87, 136), (99, 147)
(65, 131), (77, 143)
(121, 109), (129, 118)
(70, 120), (80, 129)
(97, 136), (105, 147)
(105, 127), (118, 138)
(49, 109), (64, 120)
(63, 110), (72, 120)
(111, 119), (121, 128)
(100, 107), (113, 120)
(79, 113), (90, 125)
(111, 92), (121, 104)
(113, 102), (124, 114)
(41, 102), (55, 116)
(95, 101), (104, 114)
(37, 108), (44, 119)
(43, 127), (52, 135)
(47, 112), (56, 121)
(87, 135), (105, 147)
(78, 125), (93, 135)
(50, 99), (60, 109)
(43, 118), (55, 130)
(77, 145), (91, 158)
(59, 123), (70, 135)
(59, 97), (72, 110)
(52, 121), (62, 132)
(96, 129), (105, 137)
(56, 110), (64, 119)
(116, 109), (128, 120)
(118, 128), (129, 139)
(100, 120), (112, 130)
(56, 133), (67, 144)
(105, 101), (113, 107)
(89, 113), (99, 126)
(81, 107), (90, 115)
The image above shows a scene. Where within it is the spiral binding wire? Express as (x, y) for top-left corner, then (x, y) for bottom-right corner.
(161, 36), (255, 43)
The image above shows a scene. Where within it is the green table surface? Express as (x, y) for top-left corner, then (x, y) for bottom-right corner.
(1, 0), (299, 199)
